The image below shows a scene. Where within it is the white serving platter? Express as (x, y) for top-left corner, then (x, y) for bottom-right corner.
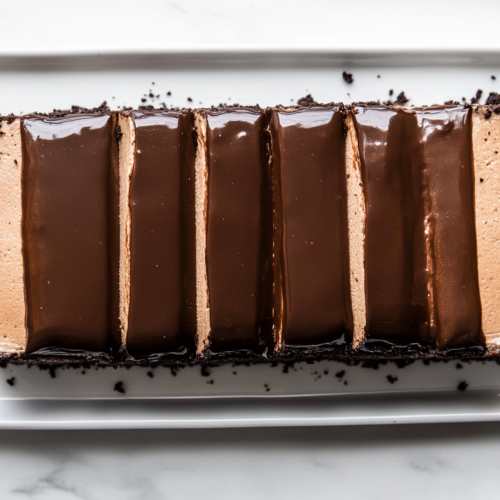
(1, 49), (500, 428)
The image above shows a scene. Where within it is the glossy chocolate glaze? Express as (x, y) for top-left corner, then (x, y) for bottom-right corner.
(205, 108), (273, 354)
(22, 114), (119, 355)
(354, 107), (431, 345)
(418, 106), (484, 349)
(270, 107), (352, 348)
(127, 111), (196, 358)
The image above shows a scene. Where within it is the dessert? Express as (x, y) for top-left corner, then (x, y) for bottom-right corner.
(418, 106), (482, 350)
(270, 106), (352, 352)
(348, 105), (483, 351)
(0, 117), (24, 354)
(196, 107), (273, 357)
(119, 109), (196, 361)
(472, 108), (500, 348)
(0, 103), (498, 365)
(21, 111), (120, 356)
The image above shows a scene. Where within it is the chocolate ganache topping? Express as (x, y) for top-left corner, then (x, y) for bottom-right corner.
(270, 106), (352, 349)
(21, 113), (119, 356)
(205, 108), (273, 354)
(126, 110), (196, 358)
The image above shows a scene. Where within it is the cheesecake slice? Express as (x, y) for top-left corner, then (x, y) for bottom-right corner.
(21, 111), (120, 356)
(348, 104), (484, 351)
(472, 106), (500, 349)
(0, 117), (25, 353)
(118, 109), (196, 360)
(348, 106), (432, 348)
(195, 107), (273, 357)
(270, 105), (353, 352)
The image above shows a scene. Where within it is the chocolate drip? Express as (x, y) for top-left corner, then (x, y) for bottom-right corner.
(205, 108), (273, 354)
(418, 106), (484, 349)
(127, 111), (196, 358)
(270, 107), (352, 348)
(21, 114), (119, 356)
(354, 107), (431, 345)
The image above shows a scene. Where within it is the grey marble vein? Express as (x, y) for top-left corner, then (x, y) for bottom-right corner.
(0, 424), (499, 499)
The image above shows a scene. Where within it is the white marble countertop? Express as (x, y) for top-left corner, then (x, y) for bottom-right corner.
(3, 1), (500, 498)
(0, 423), (498, 499)
(3, 0), (500, 54)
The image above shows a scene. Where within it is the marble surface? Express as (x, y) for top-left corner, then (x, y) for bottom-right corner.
(0, 423), (498, 499)
(2, 0), (500, 53)
(3, 1), (500, 497)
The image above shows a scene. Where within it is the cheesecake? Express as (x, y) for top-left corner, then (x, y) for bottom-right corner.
(0, 102), (498, 364)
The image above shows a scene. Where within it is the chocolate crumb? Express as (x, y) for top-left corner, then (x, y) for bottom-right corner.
(201, 365), (210, 377)
(344, 380), (348, 385)
(297, 94), (315, 106)
(335, 370), (346, 379)
(14, 159), (18, 165)
(342, 71), (354, 84)
(493, 75), (497, 80)
(486, 92), (500, 105)
(395, 91), (409, 105)
(115, 125), (123, 143)
(141, 98), (147, 103)
(476, 89), (483, 102)
(384, 91), (409, 106)
(457, 381), (468, 392)
(167, 91), (172, 96)
(389, 89), (394, 96)
(377, 75), (380, 78)
(147, 371), (154, 378)
(456, 363), (463, 369)
(394, 359), (414, 368)
(114, 381), (125, 394)
(6, 377), (15, 386)
(480, 178), (484, 183)
(386, 375), (398, 384)
(187, 97), (193, 102)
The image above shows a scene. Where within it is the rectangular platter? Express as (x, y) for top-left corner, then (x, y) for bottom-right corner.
(1, 49), (500, 428)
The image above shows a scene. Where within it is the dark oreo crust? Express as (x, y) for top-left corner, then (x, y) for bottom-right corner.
(0, 343), (497, 370)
